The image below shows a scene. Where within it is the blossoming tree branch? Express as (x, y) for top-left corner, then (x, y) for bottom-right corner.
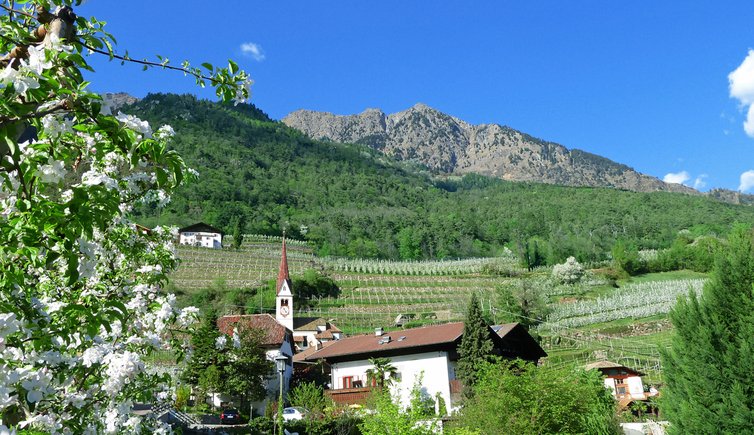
(0, 0), (252, 432)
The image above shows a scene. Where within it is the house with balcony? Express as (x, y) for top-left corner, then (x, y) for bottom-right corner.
(177, 222), (224, 249)
(586, 360), (658, 409)
(303, 322), (546, 413)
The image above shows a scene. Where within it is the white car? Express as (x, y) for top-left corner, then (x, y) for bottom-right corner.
(279, 406), (307, 421)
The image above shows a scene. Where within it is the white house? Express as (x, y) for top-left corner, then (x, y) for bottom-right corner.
(292, 317), (343, 351)
(303, 322), (546, 413)
(585, 361), (655, 402)
(177, 222), (224, 249)
(217, 314), (294, 415)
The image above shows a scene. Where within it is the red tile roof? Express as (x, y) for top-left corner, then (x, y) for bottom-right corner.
(304, 322), (465, 362)
(217, 314), (289, 347)
(293, 340), (338, 363)
(315, 331), (335, 340)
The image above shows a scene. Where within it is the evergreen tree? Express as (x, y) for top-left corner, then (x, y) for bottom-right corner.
(233, 215), (246, 250)
(661, 225), (754, 433)
(457, 293), (494, 396)
(182, 310), (222, 385)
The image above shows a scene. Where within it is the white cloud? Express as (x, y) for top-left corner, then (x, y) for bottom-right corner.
(729, 50), (754, 137)
(739, 170), (754, 192)
(663, 171), (690, 185)
(693, 174), (708, 190)
(240, 42), (265, 61)
(745, 105), (754, 137)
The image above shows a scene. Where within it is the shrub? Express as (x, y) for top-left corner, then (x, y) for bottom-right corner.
(552, 256), (585, 284)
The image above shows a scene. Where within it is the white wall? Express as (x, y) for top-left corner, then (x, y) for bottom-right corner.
(330, 351), (452, 414)
(292, 331), (318, 349)
(249, 342), (294, 416)
(626, 376), (644, 399)
(179, 231), (222, 249)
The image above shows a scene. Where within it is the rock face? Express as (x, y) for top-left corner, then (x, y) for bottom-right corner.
(283, 103), (697, 194)
(102, 93), (139, 112)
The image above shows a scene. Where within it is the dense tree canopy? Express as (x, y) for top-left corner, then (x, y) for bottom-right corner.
(128, 94), (754, 263)
(662, 225), (754, 433)
(455, 360), (620, 434)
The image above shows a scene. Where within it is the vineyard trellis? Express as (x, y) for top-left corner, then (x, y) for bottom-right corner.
(168, 233), (702, 385)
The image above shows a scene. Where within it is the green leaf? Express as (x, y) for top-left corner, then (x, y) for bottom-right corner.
(228, 60), (239, 74)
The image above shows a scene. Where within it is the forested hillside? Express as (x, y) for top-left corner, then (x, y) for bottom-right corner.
(129, 94), (754, 263)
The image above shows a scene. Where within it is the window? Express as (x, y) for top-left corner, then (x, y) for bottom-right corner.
(342, 376), (353, 389)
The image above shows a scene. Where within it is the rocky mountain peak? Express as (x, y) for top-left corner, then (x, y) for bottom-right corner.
(282, 104), (698, 195)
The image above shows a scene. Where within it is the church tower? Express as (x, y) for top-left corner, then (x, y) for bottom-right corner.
(275, 236), (294, 331)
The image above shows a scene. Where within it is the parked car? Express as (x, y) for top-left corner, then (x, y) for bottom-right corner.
(220, 408), (241, 425)
(276, 407), (307, 421)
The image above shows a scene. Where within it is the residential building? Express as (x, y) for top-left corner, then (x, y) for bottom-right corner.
(292, 317), (343, 351)
(586, 360), (658, 405)
(303, 322), (546, 413)
(177, 222), (224, 249)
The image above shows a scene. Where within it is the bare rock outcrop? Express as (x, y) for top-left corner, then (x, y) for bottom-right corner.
(283, 104), (697, 194)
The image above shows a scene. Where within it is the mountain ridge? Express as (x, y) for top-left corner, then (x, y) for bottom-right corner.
(283, 104), (697, 195)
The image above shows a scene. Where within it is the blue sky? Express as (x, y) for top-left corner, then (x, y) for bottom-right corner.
(79, 1), (754, 192)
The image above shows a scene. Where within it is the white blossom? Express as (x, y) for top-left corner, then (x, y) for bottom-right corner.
(155, 124), (175, 140)
(0, 60), (40, 95)
(81, 169), (118, 190)
(0, 386), (16, 410)
(21, 370), (52, 403)
(0, 313), (21, 339)
(232, 77), (254, 105)
(82, 345), (107, 367)
(177, 307), (200, 327)
(24, 44), (53, 76)
(115, 112), (152, 138)
(44, 33), (73, 53)
(102, 351), (143, 395)
(215, 336), (227, 350)
(41, 115), (74, 138)
(37, 157), (67, 184)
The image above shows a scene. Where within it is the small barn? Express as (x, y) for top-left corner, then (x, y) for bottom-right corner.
(177, 222), (224, 249)
(586, 360), (652, 401)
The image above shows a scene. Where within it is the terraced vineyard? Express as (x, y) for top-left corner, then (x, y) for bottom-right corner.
(171, 235), (317, 290)
(169, 235), (708, 383)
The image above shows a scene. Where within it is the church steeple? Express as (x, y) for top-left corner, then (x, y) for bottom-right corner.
(275, 235), (294, 331)
(276, 236), (291, 295)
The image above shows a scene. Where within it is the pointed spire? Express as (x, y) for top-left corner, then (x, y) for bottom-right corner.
(276, 233), (291, 295)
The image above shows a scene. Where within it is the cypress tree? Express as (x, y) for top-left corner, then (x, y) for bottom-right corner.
(661, 225), (754, 433)
(232, 215), (246, 250)
(457, 292), (494, 397)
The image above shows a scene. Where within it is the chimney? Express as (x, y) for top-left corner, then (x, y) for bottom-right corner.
(375, 327), (383, 336)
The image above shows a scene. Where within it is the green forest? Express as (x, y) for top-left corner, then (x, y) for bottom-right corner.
(130, 94), (754, 264)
